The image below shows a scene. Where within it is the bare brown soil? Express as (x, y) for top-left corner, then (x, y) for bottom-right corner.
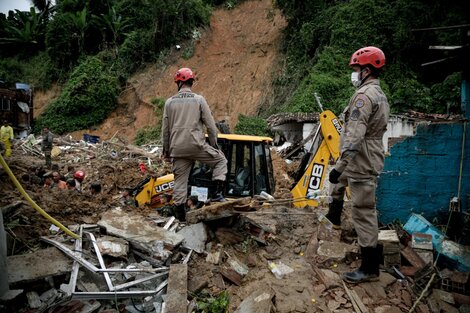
(38, 0), (287, 143)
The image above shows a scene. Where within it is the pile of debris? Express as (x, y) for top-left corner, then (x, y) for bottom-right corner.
(1, 136), (470, 313)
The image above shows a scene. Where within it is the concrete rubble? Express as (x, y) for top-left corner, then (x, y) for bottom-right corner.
(1, 135), (469, 313)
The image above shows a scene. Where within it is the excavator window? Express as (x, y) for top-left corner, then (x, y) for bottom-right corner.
(227, 142), (252, 196)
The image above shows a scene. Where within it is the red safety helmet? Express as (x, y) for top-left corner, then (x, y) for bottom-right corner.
(174, 67), (195, 83)
(349, 46), (386, 69)
(74, 170), (85, 182)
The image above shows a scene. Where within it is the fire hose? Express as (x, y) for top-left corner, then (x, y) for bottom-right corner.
(0, 153), (79, 239)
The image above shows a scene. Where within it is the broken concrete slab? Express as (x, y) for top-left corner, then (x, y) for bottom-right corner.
(186, 198), (251, 224)
(165, 264), (188, 313)
(96, 235), (129, 258)
(234, 288), (274, 313)
(7, 247), (73, 285)
(177, 223), (207, 253)
(228, 256), (249, 276)
(317, 222), (341, 242)
(26, 291), (41, 309)
(317, 269), (343, 289)
(377, 272), (397, 288)
(98, 208), (184, 252)
(316, 240), (358, 261)
(374, 305), (402, 313)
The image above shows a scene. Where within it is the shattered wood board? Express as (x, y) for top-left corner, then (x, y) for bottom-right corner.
(166, 264), (188, 313)
(7, 247), (73, 284)
(186, 198), (251, 224)
(98, 208), (184, 251)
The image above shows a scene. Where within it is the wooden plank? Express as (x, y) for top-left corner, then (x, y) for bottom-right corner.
(219, 267), (243, 286)
(166, 264), (188, 313)
(401, 245), (426, 268)
(342, 281), (362, 313)
(186, 198), (251, 224)
(350, 289), (369, 313)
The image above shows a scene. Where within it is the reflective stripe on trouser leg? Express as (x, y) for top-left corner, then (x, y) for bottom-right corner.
(348, 177), (378, 247)
(172, 158), (193, 206)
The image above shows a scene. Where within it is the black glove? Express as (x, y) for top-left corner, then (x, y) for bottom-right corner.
(329, 168), (341, 184)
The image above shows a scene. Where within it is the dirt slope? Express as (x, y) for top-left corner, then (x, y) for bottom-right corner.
(66, 0), (286, 142)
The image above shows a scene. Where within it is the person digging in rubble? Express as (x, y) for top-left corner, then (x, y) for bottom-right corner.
(66, 179), (78, 191)
(43, 172), (53, 188)
(326, 46), (390, 284)
(90, 182), (102, 195)
(73, 170), (85, 192)
(1, 120), (14, 158)
(41, 127), (54, 169)
(51, 171), (67, 190)
(161, 67), (228, 221)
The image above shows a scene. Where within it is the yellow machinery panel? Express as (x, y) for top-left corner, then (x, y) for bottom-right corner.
(134, 173), (175, 208)
(291, 110), (343, 207)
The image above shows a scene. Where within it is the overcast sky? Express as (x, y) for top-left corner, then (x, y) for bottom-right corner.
(0, 0), (33, 14)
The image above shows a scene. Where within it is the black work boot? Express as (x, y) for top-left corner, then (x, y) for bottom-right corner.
(325, 200), (343, 229)
(210, 180), (226, 202)
(173, 203), (186, 222)
(343, 246), (380, 283)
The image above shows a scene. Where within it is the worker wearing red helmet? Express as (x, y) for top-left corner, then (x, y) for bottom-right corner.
(73, 170), (85, 192)
(327, 47), (390, 283)
(161, 67), (227, 221)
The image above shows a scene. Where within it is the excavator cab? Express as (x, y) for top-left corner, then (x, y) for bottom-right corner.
(189, 134), (275, 201)
(133, 134), (275, 208)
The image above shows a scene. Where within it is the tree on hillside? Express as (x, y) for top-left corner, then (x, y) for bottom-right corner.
(273, 0), (469, 114)
(0, 8), (48, 55)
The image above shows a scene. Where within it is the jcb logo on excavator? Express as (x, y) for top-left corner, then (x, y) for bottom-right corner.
(332, 118), (343, 134)
(307, 163), (324, 194)
(155, 181), (175, 193)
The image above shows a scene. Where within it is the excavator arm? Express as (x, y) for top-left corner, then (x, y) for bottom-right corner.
(290, 110), (343, 207)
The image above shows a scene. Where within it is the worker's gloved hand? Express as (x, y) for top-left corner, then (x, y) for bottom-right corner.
(329, 169), (341, 184)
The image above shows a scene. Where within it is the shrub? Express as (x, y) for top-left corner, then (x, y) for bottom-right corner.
(134, 97), (165, 145)
(34, 56), (119, 134)
(234, 114), (272, 137)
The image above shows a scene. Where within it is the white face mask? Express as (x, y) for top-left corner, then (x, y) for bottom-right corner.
(351, 71), (361, 88)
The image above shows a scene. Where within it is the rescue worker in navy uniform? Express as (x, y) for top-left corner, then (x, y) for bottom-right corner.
(161, 67), (228, 221)
(327, 47), (390, 283)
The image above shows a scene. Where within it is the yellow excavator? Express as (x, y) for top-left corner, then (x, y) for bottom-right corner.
(133, 134), (275, 208)
(133, 102), (342, 208)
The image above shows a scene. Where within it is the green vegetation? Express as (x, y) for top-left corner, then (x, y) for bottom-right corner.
(134, 97), (166, 146)
(0, 0), (214, 134)
(1, 0), (467, 137)
(272, 0), (468, 116)
(34, 56), (119, 133)
(234, 114), (272, 137)
(194, 291), (230, 313)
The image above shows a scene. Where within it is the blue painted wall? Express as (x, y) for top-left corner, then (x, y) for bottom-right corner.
(377, 122), (470, 224)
